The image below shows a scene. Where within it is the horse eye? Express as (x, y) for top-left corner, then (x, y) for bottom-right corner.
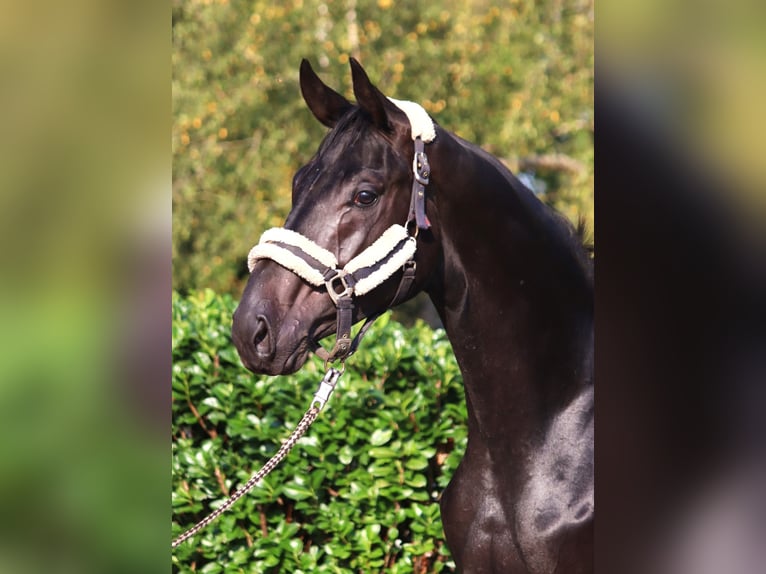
(353, 189), (379, 207)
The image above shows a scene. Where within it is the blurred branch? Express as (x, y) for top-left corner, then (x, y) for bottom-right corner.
(511, 153), (586, 174)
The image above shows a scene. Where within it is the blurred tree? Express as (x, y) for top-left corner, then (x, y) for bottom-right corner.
(173, 0), (593, 295)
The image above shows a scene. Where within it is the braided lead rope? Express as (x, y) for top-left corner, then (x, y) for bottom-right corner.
(172, 367), (343, 549)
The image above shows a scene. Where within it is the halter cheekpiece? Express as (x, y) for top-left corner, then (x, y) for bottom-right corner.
(246, 99), (435, 364)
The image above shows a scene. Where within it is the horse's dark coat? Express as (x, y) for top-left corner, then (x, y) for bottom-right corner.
(232, 59), (593, 573)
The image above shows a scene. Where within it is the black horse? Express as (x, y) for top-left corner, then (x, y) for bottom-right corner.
(232, 59), (593, 574)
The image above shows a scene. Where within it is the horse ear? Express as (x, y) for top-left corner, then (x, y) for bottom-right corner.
(349, 57), (392, 131)
(299, 59), (352, 128)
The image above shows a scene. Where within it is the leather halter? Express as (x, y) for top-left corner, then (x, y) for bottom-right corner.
(246, 136), (432, 365)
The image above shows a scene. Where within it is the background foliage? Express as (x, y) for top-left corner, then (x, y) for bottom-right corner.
(172, 290), (467, 572)
(172, 0), (594, 295)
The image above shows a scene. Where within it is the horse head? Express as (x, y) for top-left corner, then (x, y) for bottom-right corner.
(232, 59), (440, 375)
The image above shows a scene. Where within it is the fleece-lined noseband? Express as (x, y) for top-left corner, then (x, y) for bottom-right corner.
(246, 99), (434, 364)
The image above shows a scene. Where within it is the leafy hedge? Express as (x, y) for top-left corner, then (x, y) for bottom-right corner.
(172, 290), (467, 573)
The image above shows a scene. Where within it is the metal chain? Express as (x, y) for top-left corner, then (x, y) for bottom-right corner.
(172, 367), (343, 549)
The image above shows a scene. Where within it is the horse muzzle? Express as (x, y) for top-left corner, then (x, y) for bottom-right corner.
(232, 299), (310, 375)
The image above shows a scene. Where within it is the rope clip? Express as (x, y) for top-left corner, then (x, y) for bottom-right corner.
(312, 366), (344, 410)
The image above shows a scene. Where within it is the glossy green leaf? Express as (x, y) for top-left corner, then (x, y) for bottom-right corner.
(369, 428), (393, 446)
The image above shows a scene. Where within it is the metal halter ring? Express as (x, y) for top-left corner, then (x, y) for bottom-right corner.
(325, 271), (354, 305)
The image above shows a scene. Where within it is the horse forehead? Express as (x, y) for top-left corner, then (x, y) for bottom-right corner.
(317, 127), (403, 171)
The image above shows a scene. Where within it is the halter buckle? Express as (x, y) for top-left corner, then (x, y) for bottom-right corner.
(325, 270), (354, 305)
(413, 150), (430, 185)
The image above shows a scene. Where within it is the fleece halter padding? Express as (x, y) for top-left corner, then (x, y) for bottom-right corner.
(247, 224), (417, 363)
(388, 98), (436, 143)
(247, 224), (417, 298)
(247, 227), (337, 287)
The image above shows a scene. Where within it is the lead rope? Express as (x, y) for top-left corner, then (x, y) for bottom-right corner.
(172, 366), (344, 549)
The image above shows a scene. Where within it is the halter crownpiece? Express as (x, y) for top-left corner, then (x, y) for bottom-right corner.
(387, 98), (435, 231)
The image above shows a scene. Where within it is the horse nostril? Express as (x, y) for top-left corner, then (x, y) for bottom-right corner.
(253, 315), (275, 360)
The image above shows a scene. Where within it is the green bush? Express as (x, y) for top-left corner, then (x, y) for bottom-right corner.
(172, 290), (467, 573)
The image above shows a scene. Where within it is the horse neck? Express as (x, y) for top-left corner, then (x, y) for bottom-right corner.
(426, 130), (593, 441)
